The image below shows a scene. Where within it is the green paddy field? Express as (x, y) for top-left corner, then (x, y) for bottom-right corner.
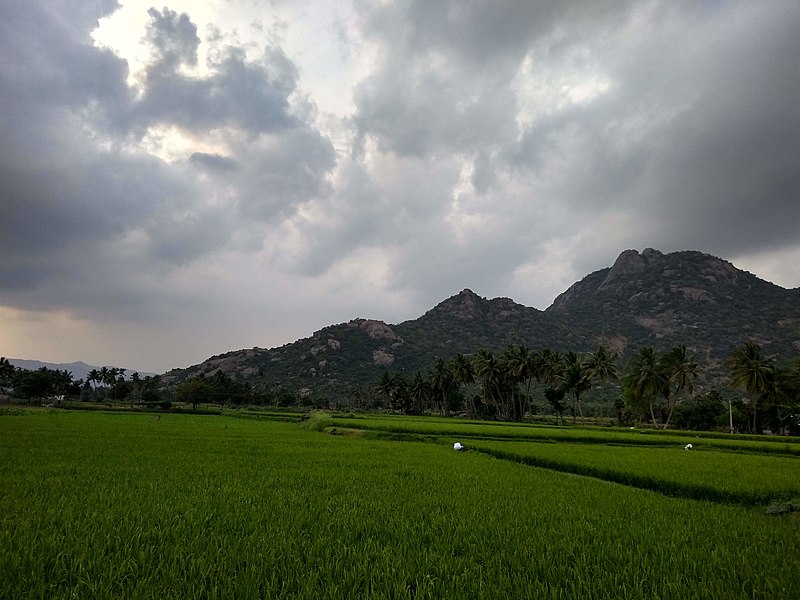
(2, 409), (799, 599)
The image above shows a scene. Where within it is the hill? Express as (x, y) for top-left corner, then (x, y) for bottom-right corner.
(548, 249), (800, 372)
(6, 359), (155, 381)
(162, 249), (800, 395)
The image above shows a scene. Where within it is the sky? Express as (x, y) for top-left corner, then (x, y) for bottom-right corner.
(1, 0), (799, 374)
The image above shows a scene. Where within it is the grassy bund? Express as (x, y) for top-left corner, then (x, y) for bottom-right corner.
(2, 410), (799, 599)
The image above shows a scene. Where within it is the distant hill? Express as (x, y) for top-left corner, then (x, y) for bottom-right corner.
(6, 359), (154, 382)
(162, 249), (800, 395)
(547, 249), (800, 376)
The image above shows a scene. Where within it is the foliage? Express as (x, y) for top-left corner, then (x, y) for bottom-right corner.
(7, 367), (79, 404)
(2, 412), (800, 599)
(468, 439), (800, 506)
(173, 378), (215, 410)
(727, 342), (776, 433)
(0, 357), (14, 395)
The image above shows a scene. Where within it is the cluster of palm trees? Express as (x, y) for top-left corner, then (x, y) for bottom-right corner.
(0, 359), (79, 403)
(377, 344), (622, 422)
(621, 345), (699, 430)
(726, 342), (800, 433)
(375, 341), (799, 432)
(85, 366), (127, 401)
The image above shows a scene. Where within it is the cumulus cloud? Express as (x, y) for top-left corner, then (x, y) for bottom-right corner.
(338, 0), (800, 297)
(0, 1), (335, 324)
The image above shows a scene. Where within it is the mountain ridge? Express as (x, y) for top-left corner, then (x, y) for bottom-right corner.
(6, 359), (156, 381)
(162, 249), (800, 395)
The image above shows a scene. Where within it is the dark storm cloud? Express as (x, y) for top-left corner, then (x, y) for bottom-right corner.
(145, 6), (200, 68)
(232, 126), (336, 221)
(133, 8), (337, 221)
(277, 155), (455, 276)
(350, 0), (635, 158)
(106, 8), (300, 136)
(189, 152), (238, 171)
(344, 0), (800, 296)
(0, 1), (336, 321)
(545, 1), (800, 268)
(0, 1), (131, 128)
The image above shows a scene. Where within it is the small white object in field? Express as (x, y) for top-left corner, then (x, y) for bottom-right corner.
(685, 443), (693, 450)
(453, 442), (463, 451)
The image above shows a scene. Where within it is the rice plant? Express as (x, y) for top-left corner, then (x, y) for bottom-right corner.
(1, 411), (798, 599)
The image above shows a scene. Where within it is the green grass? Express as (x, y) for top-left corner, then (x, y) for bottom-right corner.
(331, 413), (800, 455)
(466, 439), (800, 505)
(2, 411), (799, 599)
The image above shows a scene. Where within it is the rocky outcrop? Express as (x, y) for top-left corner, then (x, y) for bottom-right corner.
(349, 319), (404, 343)
(430, 288), (485, 320)
(599, 248), (660, 290)
(372, 349), (395, 366)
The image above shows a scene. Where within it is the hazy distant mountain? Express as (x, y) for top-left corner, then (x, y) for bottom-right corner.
(6, 359), (155, 381)
(162, 249), (800, 395)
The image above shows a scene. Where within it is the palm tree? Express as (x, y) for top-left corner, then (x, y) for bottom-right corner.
(583, 346), (619, 420)
(583, 346), (619, 386)
(408, 371), (431, 414)
(505, 345), (540, 421)
(429, 358), (454, 416)
(727, 342), (775, 433)
(628, 347), (667, 427)
(500, 346), (523, 420)
(539, 349), (563, 388)
(659, 345), (698, 430)
(473, 349), (505, 419)
(0, 357), (14, 395)
(559, 352), (592, 423)
(99, 367), (112, 399)
(130, 372), (141, 407)
(376, 371), (395, 409)
(450, 353), (476, 416)
(87, 368), (101, 401)
(112, 368), (126, 402)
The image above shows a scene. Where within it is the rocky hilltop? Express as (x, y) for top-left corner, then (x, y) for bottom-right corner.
(549, 249), (800, 369)
(163, 249), (800, 395)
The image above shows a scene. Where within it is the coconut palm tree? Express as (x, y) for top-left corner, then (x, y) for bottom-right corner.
(538, 348), (563, 388)
(500, 345), (523, 420)
(87, 368), (101, 401)
(130, 372), (141, 407)
(473, 349), (506, 419)
(0, 357), (14, 395)
(429, 358), (454, 416)
(659, 345), (698, 430)
(506, 345), (541, 421)
(583, 346), (619, 386)
(408, 371), (431, 414)
(727, 342), (775, 433)
(376, 371), (396, 409)
(559, 352), (592, 423)
(583, 346), (619, 420)
(627, 347), (667, 427)
(450, 353), (476, 416)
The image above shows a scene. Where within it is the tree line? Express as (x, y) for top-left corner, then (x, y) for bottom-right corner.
(373, 342), (800, 434)
(0, 358), (165, 407)
(3, 342), (799, 435)
(0, 358), (298, 410)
